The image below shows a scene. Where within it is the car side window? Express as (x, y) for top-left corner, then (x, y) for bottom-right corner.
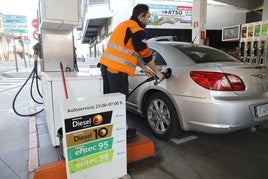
(151, 50), (167, 66)
(189, 51), (213, 63)
(189, 53), (200, 61)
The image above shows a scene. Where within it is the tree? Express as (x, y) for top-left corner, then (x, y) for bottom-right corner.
(0, 33), (11, 61)
(18, 38), (27, 67)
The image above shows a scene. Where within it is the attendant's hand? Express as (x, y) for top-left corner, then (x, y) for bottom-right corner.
(144, 68), (155, 77)
(155, 72), (164, 81)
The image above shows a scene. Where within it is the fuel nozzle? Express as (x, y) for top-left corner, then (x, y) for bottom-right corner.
(162, 68), (172, 79)
(154, 68), (172, 85)
(33, 42), (42, 60)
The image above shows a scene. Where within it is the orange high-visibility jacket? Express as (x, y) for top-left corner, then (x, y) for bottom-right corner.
(100, 19), (151, 77)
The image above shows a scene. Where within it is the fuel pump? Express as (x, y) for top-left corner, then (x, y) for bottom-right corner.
(239, 21), (268, 64)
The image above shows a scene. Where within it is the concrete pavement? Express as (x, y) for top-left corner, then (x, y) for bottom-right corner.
(0, 69), (32, 178)
(2, 59), (268, 179)
(0, 59), (57, 179)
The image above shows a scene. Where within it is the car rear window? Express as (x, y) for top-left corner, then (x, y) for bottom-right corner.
(175, 45), (241, 63)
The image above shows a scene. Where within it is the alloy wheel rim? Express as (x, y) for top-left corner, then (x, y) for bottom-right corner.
(147, 99), (171, 134)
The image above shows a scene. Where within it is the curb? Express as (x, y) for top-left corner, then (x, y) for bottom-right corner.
(28, 115), (39, 172)
(28, 101), (40, 179)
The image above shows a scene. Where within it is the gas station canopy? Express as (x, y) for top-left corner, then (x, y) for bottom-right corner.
(81, 17), (111, 44)
(214, 0), (263, 10)
(80, 0), (264, 44)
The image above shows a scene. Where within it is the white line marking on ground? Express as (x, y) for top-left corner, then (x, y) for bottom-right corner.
(170, 135), (198, 144)
(8, 109), (14, 113)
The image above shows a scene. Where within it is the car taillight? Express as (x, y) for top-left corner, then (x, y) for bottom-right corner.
(190, 71), (245, 91)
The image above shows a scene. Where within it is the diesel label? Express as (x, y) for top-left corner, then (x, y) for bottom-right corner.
(65, 111), (113, 132)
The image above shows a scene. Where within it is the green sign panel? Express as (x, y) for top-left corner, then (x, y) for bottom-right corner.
(2, 14), (28, 35)
(67, 137), (114, 161)
(261, 23), (268, 37)
(254, 24), (261, 37)
(68, 149), (114, 174)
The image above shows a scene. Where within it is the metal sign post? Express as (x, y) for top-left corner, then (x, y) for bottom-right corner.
(13, 42), (18, 72)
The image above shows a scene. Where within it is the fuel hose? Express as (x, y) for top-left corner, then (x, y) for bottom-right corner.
(12, 58), (44, 117)
(127, 68), (172, 98)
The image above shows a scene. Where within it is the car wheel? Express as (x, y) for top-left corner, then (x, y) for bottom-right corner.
(145, 92), (181, 139)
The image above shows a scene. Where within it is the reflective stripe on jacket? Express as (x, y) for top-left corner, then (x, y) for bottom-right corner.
(100, 19), (147, 77)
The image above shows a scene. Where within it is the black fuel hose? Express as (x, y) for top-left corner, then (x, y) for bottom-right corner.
(12, 59), (44, 117)
(128, 68), (172, 98)
(128, 75), (156, 98)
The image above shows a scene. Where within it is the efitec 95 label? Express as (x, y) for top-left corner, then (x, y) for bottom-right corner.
(67, 137), (114, 161)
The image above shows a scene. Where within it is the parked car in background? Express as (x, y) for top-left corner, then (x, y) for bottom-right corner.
(126, 40), (268, 139)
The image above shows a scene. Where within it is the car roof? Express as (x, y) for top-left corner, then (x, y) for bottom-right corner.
(147, 41), (197, 66)
(147, 40), (241, 64)
(148, 40), (206, 48)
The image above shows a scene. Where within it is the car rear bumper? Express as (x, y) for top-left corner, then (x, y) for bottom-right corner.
(185, 120), (266, 134)
(173, 95), (268, 134)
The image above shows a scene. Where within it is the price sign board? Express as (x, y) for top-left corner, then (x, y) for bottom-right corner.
(61, 93), (127, 179)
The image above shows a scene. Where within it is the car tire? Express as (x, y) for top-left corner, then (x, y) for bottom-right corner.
(145, 92), (181, 139)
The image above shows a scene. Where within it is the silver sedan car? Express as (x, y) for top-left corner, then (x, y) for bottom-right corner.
(126, 41), (268, 139)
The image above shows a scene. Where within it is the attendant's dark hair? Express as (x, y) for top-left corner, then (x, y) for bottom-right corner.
(132, 4), (149, 17)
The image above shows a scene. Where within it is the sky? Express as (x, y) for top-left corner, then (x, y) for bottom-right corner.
(0, 0), (39, 47)
(0, 0), (38, 17)
(0, 0), (89, 56)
